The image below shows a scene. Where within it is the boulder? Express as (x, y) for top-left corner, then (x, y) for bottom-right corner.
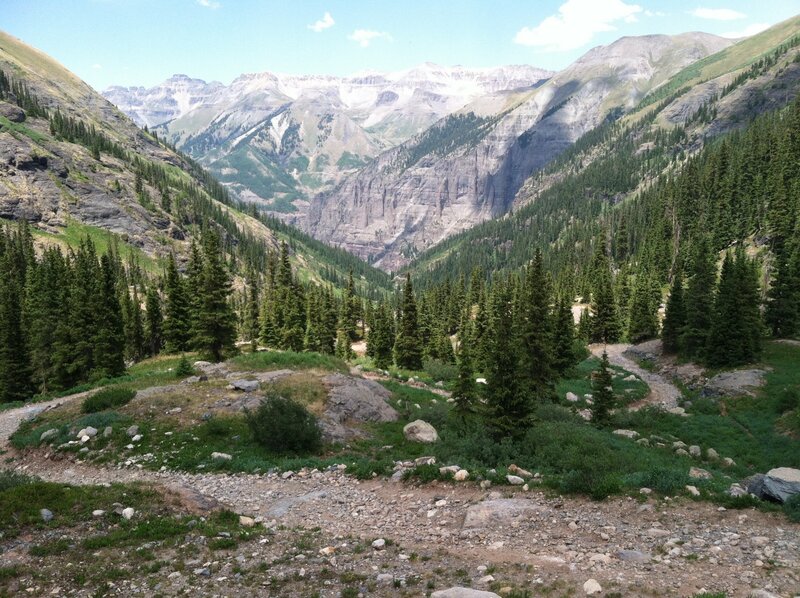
(565, 392), (579, 402)
(508, 464), (533, 478)
(40, 508), (53, 522)
(121, 507), (135, 520)
(463, 499), (540, 529)
(613, 429), (639, 439)
(211, 452), (233, 461)
(583, 579), (603, 595)
(320, 374), (398, 442)
(77, 426), (98, 439)
(454, 469), (469, 481)
(229, 379), (259, 392)
(706, 448), (719, 460)
(40, 429), (59, 442)
(506, 475), (525, 485)
(239, 516), (255, 527)
(0, 101), (26, 123)
(704, 369), (766, 397)
(689, 467), (712, 480)
(616, 549), (651, 562)
(403, 420), (438, 443)
(126, 425), (139, 438)
(688, 445), (701, 457)
(762, 467), (800, 503)
(431, 589), (501, 598)
(685, 485), (700, 497)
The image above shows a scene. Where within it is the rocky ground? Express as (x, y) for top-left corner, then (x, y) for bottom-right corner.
(1, 354), (799, 597)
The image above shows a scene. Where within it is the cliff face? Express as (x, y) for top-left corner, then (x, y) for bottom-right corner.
(306, 33), (732, 270)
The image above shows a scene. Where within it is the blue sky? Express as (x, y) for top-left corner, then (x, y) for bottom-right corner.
(2, 0), (799, 90)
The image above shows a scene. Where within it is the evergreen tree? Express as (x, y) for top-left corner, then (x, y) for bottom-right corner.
(627, 269), (659, 343)
(162, 254), (191, 353)
(394, 274), (423, 370)
(0, 254), (33, 402)
(145, 286), (163, 357)
(367, 301), (395, 370)
(590, 245), (621, 343)
(590, 351), (615, 425)
(552, 294), (578, 375)
(243, 276), (260, 352)
(94, 253), (126, 378)
(452, 330), (478, 418)
(661, 270), (686, 353)
(682, 238), (716, 359)
(193, 231), (236, 362)
(766, 243), (800, 338)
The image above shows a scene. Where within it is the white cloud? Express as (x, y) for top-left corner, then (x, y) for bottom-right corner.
(92, 63), (102, 70)
(691, 7), (746, 20)
(721, 22), (770, 38)
(513, 0), (642, 52)
(196, 0), (220, 9)
(644, 9), (667, 17)
(347, 29), (392, 48)
(308, 12), (335, 32)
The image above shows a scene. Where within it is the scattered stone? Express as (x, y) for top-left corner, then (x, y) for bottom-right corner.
(672, 441), (687, 450)
(40, 429), (59, 442)
(121, 507), (135, 520)
(616, 550), (651, 562)
(239, 516), (255, 527)
(583, 579), (602, 595)
(193, 567), (210, 576)
(639, 488), (652, 495)
(613, 429), (639, 439)
(508, 464), (532, 478)
(685, 485), (700, 497)
(92, 510), (105, 517)
(636, 438), (650, 446)
(40, 508), (53, 522)
(675, 448), (689, 457)
(281, 471), (294, 479)
(728, 483), (748, 497)
(477, 575), (495, 584)
(76, 426), (98, 439)
(376, 573), (394, 585)
(689, 445), (701, 458)
(103, 426), (113, 438)
(126, 425), (139, 438)
(463, 499), (540, 529)
(230, 379), (259, 392)
(706, 448), (719, 460)
(624, 374), (638, 382)
(667, 407), (687, 416)
(506, 474), (525, 485)
(722, 457), (736, 467)
(211, 452), (232, 461)
(431, 589), (501, 598)
(440, 465), (460, 475)
(131, 434), (142, 442)
(454, 469), (469, 481)
(689, 467), (712, 480)
(748, 591), (781, 598)
(403, 420), (439, 443)
(565, 392), (579, 402)
(704, 369), (766, 397)
(372, 538), (386, 550)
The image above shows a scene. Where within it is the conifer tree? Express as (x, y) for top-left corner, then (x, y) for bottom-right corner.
(766, 243), (800, 338)
(367, 301), (394, 370)
(145, 286), (163, 357)
(452, 330), (477, 418)
(590, 245), (621, 343)
(681, 238), (716, 359)
(0, 254), (33, 402)
(627, 269), (659, 343)
(661, 270), (686, 353)
(552, 294), (578, 375)
(193, 231), (236, 362)
(394, 274), (423, 370)
(590, 351), (615, 425)
(163, 254), (191, 353)
(94, 253), (126, 378)
(243, 276), (260, 352)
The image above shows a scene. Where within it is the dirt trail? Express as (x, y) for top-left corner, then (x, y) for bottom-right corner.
(1, 377), (798, 597)
(589, 343), (683, 410)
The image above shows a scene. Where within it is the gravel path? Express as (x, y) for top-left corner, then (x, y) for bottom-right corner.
(590, 343), (683, 410)
(1, 380), (799, 597)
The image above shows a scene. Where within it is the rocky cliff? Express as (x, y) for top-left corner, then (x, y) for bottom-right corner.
(306, 33), (732, 270)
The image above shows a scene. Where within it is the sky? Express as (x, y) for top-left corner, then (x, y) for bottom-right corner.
(2, 0), (799, 91)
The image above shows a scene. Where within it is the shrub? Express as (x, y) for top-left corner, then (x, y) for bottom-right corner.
(245, 394), (321, 455)
(81, 387), (135, 413)
(0, 471), (32, 493)
(774, 387), (799, 414)
(175, 355), (195, 378)
(423, 359), (458, 384)
(784, 494), (800, 523)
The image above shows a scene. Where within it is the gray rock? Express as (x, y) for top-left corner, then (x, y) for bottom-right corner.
(77, 426), (98, 439)
(371, 538), (386, 549)
(565, 392), (579, 402)
(747, 590), (781, 598)
(689, 445), (701, 457)
(40, 429), (59, 442)
(121, 507), (135, 520)
(40, 508), (53, 522)
(320, 374), (398, 442)
(583, 579), (603, 595)
(462, 499), (540, 529)
(126, 425), (139, 438)
(706, 448), (719, 460)
(689, 467), (712, 480)
(0, 101), (26, 123)
(431, 589), (501, 598)
(616, 549), (651, 562)
(728, 483), (748, 497)
(211, 452), (233, 461)
(103, 426), (113, 438)
(403, 419), (438, 443)
(704, 369), (766, 397)
(229, 379), (259, 392)
(506, 474), (525, 485)
(613, 429), (639, 439)
(762, 467), (800, 503)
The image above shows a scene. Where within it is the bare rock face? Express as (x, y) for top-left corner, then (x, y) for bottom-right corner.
(0, 100), (25, 122)
(306, 33), (731, 269)
(319, 374), (397, 442)
(462, 499), (541, 529)
(762, 467), (800, 503)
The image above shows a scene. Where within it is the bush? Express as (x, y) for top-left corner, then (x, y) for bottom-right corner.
(784, 494), (800, 523)
(0, 472), (32, 493)
(774, 387), (799, 414)
(175, 355), (195, 378)
(81, 387), (136, 413)
(423, 359), (458, 383)
(245, 394), (321, 455)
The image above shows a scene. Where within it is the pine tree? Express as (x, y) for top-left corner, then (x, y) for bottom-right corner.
(394, 274), (423, 370)
(627, 269), (659, 343)
(243, 276), (260, 352)
(590, 245), (621, 343)
(552, 294), (578, 375)
(145, 286), (163, 357)
(590, 351), (615, 425)
(0, 254), (33, 402)
(367, 301), (394, 370)
(452, 329), (478, 418)
(163, 254), (191, 353)
(334, 326), (353, 360)
(94, 253), (126, 378)
(682, 238), (717, 359)
(766, 243), (800, 338)
(193, 231), (237, 362)
(661, 270), (686, 353)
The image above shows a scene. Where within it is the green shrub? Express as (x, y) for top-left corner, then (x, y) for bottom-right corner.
(623, 467), (691, 495)
(0, 472), (32, 493)
(784, 494), (800, 523)
(82, 387), (135, 413)
(423, 359), (458, 384)
(175, 355), (195, 378)
(245, 394), (321, 455)
(774, 387), (799, 414)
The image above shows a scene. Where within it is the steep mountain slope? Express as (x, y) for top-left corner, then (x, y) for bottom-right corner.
(103, 65), (552, 216)
(0, 30), (391, 293)
(307, 33), (732, 270)
(407, 16), (800, 287)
